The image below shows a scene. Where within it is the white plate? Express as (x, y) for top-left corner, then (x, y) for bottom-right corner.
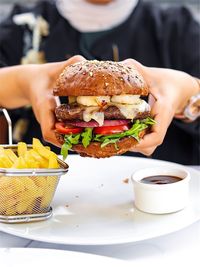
(0, 156), (200, 245)
(0, 248), (125, 267)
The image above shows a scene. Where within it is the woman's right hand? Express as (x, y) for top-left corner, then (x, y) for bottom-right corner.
(0, 55), (86, 146)
(25, 55), (86, 146)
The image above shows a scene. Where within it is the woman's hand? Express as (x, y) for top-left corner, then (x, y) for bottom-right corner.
(122, 59), (200, 156)
(0, 55), (85, 146)
(25, 55), (86, 146)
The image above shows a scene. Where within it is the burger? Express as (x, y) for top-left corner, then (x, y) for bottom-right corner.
(53, 60), (155, 158)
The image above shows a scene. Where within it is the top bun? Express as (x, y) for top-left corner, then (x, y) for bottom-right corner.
(53, 60), (149, 96)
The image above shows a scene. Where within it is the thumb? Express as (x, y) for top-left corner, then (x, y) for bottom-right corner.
(120, 58), (147, 77)
(46, 55), (86, 82)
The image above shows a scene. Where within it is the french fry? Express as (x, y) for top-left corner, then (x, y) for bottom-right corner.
(21, 177), (37, 191)
(17, 142), (27, 157)
(24, 151), (40, 168)
(15, 191), (35, 214)
(11, 177), (26, 193)
(33, 138), (57, 160)
(33, 176), (47, 188)
(0, 203), (6, 214)
(40, 176), (57, 209)
(2, 196), (18, 210)
(0, 176), (11, 190)
(26, 159), (40, 168)
(4, 149), (18, 163)
(0, 154), (13, 168)
(5, 206), (16, 216)
(29, 149), (48, 168)
(12, 156), (28, 169)
(26, 201), (35, 214)
(48, 154), (59, 168)
(0, 160), (7, 168)
(0, 177), (25, 200)
(29, 149), (42, 161)
(39, 159), (49, 168)
(40, 189), (54, 209)
(0, 186), (14, 199)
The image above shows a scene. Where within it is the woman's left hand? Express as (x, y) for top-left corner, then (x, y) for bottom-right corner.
(122, 58), (200, 156)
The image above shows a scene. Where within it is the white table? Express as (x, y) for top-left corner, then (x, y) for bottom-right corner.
(0, 166), (199, 266)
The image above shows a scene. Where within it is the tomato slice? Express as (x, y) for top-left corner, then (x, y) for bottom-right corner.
(55, 122), (83, 134)
(93, 124), (130, 135)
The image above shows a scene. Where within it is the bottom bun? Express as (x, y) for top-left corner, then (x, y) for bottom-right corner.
(55, 129), (147, 158)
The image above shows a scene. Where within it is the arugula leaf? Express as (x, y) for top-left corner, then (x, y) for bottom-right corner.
(81, 128), (93, 148)
(61, 142), (71, 160)
(61, 117), (156, 158)
(101, 138), (120, 149)
(61, 133), (81, 160)
(142, 117), (156, 125)
(94, 117), (156, 147)
(65, 134), (81, 144)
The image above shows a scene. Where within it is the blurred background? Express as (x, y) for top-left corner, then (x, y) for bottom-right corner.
(0, 0), (200, 23)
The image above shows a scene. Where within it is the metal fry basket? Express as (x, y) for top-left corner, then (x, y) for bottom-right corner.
(0, 109), (68, 223)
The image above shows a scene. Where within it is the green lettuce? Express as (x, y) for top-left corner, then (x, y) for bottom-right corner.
(81, 128), (93, 148)
(61, 133), (80, 159)
(94, 117), (155, 147)
(61, 117), (155, 159)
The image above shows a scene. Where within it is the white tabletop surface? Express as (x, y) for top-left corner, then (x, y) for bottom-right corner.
(0, 165), (199, 266)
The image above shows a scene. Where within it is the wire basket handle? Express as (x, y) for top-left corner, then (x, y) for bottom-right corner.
(0, 108), (12, 145)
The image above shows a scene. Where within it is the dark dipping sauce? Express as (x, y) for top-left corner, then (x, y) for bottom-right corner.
(141, 175), (182, 185)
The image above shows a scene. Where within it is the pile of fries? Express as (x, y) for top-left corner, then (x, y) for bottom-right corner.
(0, 139), (60, 216)
(0, 138), (59, 169)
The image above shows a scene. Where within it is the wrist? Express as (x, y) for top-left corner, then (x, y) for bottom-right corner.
(175, 77), (200, 121)
(176, 75), (199, 112)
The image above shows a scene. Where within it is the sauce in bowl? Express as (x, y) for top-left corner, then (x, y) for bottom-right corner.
(141, 175), (182, 185)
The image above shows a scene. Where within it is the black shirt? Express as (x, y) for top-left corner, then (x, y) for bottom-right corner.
(0, 0), (199, 164)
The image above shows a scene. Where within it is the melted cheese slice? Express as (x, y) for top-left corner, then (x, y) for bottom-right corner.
(80, 95), (150, 124)
(111, 94), (140, 104)
(91, 112), (104, 126)
(77, 96), (110, 106)
(83, 107), (104, 126)
(115, 100), (150, 120)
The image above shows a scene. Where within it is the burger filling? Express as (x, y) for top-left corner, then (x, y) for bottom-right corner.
(55, 95), (155, 159)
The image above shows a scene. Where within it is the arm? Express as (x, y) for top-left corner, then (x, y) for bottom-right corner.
(0, 7), (24, 144)
(0, 65), (31, 108)
(0, 55), (85, 145)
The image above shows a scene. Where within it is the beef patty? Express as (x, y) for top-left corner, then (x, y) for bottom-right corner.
(55, 104), (150, 121)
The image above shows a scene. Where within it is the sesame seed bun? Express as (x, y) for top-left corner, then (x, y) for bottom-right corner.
(53, 60), (149, 97)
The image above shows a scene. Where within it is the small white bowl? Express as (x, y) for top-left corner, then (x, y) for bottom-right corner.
(131, 167), (190, 214)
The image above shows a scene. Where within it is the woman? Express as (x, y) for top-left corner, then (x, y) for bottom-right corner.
(0, 56), (199, 162)
(0, 0), (199, 164)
